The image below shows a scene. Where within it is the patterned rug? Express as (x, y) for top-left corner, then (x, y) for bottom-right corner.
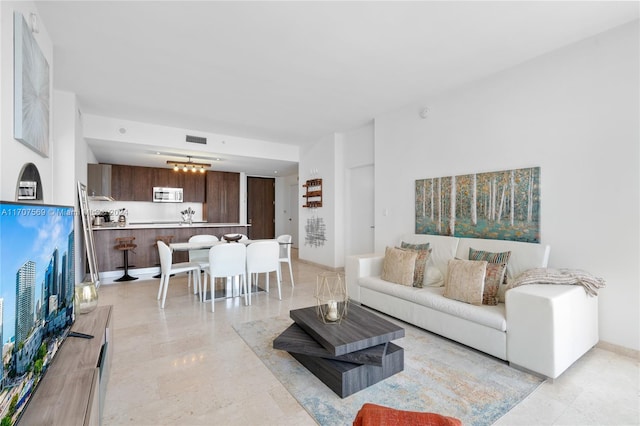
(234, 314), (544, 426)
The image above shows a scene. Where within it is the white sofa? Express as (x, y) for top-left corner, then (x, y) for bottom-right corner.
(345, 234), (599, 378)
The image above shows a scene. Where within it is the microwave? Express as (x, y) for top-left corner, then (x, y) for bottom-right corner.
(153, 187), (183, 203)
(18, 181), (37, 200)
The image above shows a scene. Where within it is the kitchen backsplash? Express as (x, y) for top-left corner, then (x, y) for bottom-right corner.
(88, 201), (204, 223)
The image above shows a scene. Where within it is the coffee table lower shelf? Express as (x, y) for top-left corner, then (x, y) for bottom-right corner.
(288, 344), (404, 398)
(273, 305), (405, 398)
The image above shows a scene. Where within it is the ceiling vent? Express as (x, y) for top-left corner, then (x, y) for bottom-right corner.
(186, 135), (207, 144)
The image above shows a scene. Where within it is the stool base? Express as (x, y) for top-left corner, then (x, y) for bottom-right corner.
(115, 274), (138, 282)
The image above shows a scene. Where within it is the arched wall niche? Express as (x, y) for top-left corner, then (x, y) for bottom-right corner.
(16, 163), (44, 203)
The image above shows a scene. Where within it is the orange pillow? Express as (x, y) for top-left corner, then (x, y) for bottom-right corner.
(353, 403), (462, 426)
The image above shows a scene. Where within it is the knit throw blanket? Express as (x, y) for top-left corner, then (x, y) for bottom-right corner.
(507, 268), (606, 297)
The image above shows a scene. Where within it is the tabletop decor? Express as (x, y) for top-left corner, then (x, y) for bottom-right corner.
(74, 281), (99, 314)
(223, 233), (242, 242)
(315, 272), (347, 323)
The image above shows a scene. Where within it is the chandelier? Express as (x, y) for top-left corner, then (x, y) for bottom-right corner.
(166, 156), (211, 173)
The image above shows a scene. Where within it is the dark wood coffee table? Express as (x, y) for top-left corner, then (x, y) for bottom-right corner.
(273, 304), (404, 397)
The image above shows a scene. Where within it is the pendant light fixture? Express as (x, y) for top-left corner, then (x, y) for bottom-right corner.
(167, 156), (211, 173)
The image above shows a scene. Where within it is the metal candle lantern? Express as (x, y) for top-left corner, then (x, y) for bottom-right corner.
(315, 272), (347, 324)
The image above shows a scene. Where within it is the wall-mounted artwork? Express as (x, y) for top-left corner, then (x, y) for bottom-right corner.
(415, 167), (540, 243)
(14, 12), (50, 157)
(305, 216), (327, 247)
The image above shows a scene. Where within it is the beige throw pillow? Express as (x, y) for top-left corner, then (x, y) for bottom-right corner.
(381, 247), (418, 286)
(397, 247), (432, 288)
(444, 259), (487, 305)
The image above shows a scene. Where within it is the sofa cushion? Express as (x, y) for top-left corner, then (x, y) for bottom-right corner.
(468, 247), (511, 302)
(444, 259), (487, 305)
(397, 246), (432, 288)
(483, 263), (507, 306)
(359, 276), (507, 331)
(401, 234), (460, 282)
(425, 266), (445, 287)
(353, 403), (462, 426)
(381, 247), (417, 286)
(400, 241), (430, 251)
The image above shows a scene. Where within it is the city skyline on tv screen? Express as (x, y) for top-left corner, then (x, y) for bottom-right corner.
(0, 202), (75, 425)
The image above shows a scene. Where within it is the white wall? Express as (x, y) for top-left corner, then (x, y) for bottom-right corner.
(83, 114), (299, 164)
(344, 121), (374, 169)
(373, 21), (639, 351)
(299, 133), (342, 267)
(1, 2), (54, 202)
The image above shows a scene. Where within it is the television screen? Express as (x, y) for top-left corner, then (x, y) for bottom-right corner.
(0, 202), (75, 425)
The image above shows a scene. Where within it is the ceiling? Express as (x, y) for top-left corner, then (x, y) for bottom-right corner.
(35, 1), (638, 175)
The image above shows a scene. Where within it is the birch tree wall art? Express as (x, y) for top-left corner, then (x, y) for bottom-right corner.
(415, 167), (540, 243)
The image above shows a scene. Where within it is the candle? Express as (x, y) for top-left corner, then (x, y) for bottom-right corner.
(326, 300), (339, 321)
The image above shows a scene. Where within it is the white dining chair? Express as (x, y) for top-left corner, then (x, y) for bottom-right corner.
(157, 241), (202, 309)
(276, 234), (294, 287)
(245, 240), (281, 305)
(188, 234), (219, 295)
(203, 243), (247, 311)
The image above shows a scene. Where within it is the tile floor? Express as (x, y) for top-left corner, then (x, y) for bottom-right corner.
(98, 250), (639, 425)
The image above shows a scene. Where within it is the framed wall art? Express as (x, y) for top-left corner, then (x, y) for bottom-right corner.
(415, 167), (540, 243)
(14, 11), (50, 157)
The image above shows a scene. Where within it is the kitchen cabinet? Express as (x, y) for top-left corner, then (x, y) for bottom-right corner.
(108, 164), (205, 202)
(111, 164), (134, 201)
(132, 166), (154, 201)
(183, 171), (206, 203)
(204, 171), (240, 223)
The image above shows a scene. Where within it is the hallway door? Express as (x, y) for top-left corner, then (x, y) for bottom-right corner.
(247, 177), (275, 239)
(347, 165), (374, 255)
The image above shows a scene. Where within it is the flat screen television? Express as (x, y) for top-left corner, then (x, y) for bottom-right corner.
(0, 201), (75, 425)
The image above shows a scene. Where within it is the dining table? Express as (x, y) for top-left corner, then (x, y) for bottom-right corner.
(168, 238), (282, 301)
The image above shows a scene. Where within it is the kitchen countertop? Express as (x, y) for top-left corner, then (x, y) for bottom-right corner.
(92, 222), (250, 230)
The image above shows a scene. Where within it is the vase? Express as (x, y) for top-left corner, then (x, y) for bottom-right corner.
(75, 281), (99, 314)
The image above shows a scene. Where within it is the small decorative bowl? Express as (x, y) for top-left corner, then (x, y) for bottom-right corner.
(223, 234), (242, 242)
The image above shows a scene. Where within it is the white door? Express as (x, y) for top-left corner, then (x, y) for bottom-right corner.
(287, 183), (299, 248)
(347, 165), (374, 255)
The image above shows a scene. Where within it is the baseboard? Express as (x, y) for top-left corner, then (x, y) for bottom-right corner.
(296, 258), (345, 272)
(596, 340), (640, 360)
(99, 267), (159, 285)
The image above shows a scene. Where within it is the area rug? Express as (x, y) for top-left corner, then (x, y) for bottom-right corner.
(233, 315), (544, 426)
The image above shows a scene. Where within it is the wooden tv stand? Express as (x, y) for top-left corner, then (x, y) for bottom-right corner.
(19, 305), (113, 425)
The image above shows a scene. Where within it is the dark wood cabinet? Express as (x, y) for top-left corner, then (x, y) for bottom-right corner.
(109, 164), (205, 202)
(132, 166), (154, 201)
(183, 172), (206, 203)
(111, 164), (134, 201)
(204, 171), (240, 223)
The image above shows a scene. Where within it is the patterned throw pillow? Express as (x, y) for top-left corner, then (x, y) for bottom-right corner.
(443, 259), (487, 305)
(482, 263), (507, 305)
(468, 248), (512, 303)
(468, 248), (511, 282)
(381, 247), (418, 286)
(397, 247), (432, 288)
(400, 241), (430, 251)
